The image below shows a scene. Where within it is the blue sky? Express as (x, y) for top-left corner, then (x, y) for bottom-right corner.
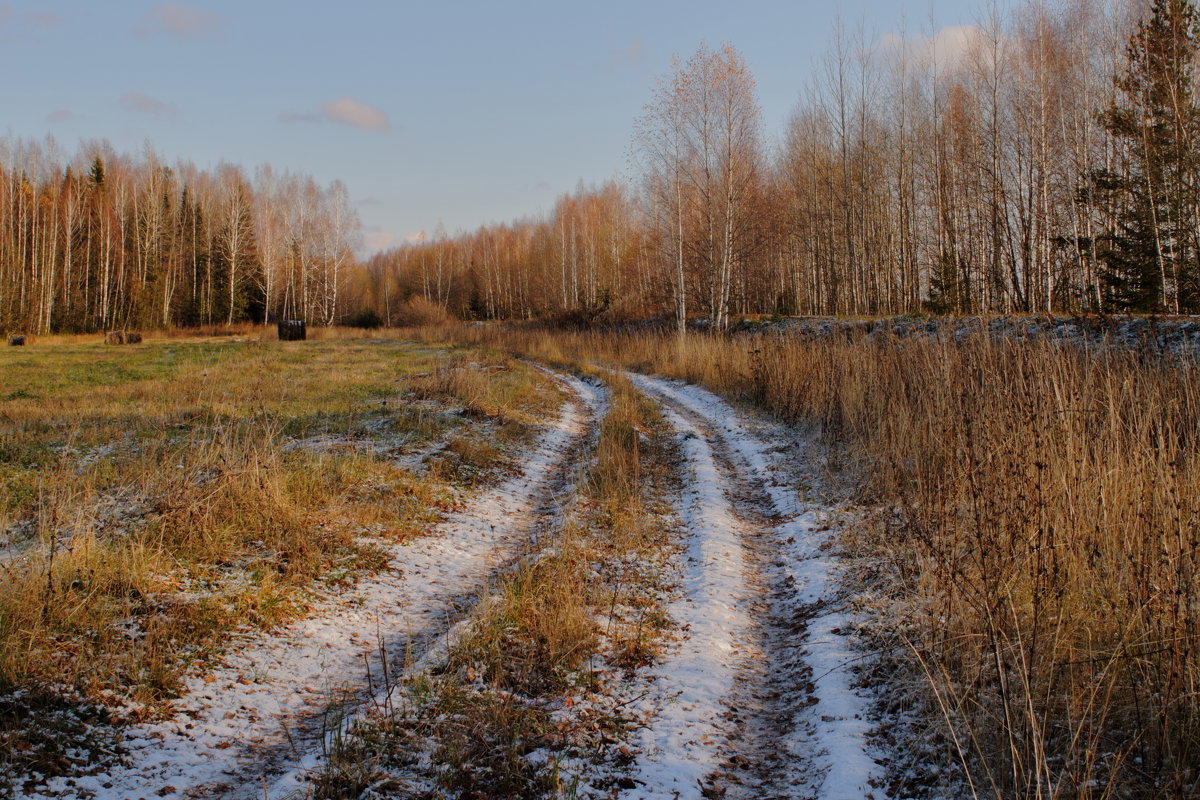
(0, 1), (979, 253)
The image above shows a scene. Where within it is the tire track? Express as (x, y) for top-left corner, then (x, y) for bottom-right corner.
(35, 368), (605, 800)
(627, 374), (881, 800)
(614, 376), (757, 800)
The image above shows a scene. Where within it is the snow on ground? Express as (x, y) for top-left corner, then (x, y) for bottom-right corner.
(630, 374), (883, 800)
(616, 380), (756, 800)
(268, 365), (609, 799)
(30, 370), (604, 800)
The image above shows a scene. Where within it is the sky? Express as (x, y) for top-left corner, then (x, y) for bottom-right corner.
(0, 1), (980, 255)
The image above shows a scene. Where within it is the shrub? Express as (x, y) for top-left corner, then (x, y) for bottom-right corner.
(343, 308), (383, 329)
(394, 296), (454, 327)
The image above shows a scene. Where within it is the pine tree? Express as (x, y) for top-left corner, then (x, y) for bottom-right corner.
(1090, 0), (1200, 312)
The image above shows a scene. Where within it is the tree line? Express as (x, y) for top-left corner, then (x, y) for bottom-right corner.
(5, 0), (1195, 334)
(0, 138), (359, 334)
(357, 0), (1200, 327)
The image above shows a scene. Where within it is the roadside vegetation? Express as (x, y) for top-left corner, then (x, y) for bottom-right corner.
(400, 320), (1200, 799)
(0, 332), (557, 790)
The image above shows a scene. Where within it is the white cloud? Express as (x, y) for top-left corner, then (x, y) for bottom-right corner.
(877, 25), (990, 72)
(404, 231), (426, 245)
(280, 98), (391, 132)
(320, 97), (390, 132)
(137, 3), (223, 38)
(47, 109), (74, 124)
(119, 92), (174, 114)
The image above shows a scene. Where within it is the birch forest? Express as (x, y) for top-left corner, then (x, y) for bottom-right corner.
(0, 138), (359, 334)
(358, 0), (1200, 326)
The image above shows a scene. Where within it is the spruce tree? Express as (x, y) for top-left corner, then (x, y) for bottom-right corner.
(89, 156), (105, 190)
(1090, 0), (1200, 312)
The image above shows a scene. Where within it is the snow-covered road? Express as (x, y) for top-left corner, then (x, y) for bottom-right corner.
(33, 369), (605, 800)
(626, 374), (882, 800)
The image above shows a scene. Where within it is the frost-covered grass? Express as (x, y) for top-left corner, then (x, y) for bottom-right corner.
(311, 371), (679, 798)
(0, 336), (556, 792)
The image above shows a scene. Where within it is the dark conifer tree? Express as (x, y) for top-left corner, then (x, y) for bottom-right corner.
(1090, 0), (1200, 312)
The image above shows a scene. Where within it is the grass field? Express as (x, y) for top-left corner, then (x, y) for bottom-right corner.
(6, 322), (1200, 799)
(0, 333), (558, 786)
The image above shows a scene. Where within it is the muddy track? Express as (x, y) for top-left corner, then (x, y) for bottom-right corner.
(627, 374), (881, 800)
(36, 368), (606, 800)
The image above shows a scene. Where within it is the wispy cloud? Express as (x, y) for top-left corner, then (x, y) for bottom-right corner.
(404, 231), (426, 245)
(0, 4), (64, 38)
(136, 3), (223, 39)
(279, 97), (391, 132)
(119, 92), (175, 115)
(877, 25), (993, 72)
(46, 109), (75, 124)
(321, 98), (390, 131)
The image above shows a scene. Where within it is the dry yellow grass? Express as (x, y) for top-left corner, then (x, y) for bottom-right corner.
(420, 372), (675, 796)
(10, 320), (1194, 796)
(0, 334), (557, 785)
(409, 321), (1200, 799)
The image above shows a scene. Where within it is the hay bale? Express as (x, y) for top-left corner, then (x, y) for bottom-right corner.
(8, 335), (25, 346)
(277, 320), (306, 341)
(105, 331), (141, 344)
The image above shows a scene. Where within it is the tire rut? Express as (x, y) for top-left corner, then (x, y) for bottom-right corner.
(628, 374), (881, 800)
(637, 383), (800, 800)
